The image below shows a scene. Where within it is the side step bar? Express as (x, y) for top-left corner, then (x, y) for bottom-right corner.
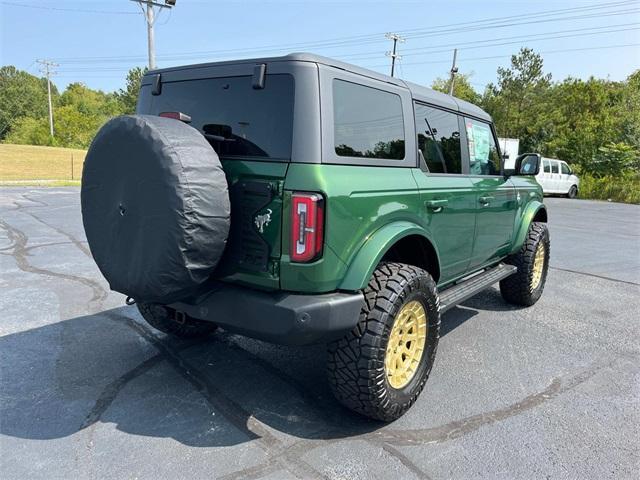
(439, 263), (517, 313)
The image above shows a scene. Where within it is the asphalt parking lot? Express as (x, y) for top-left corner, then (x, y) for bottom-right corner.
(1, 188), (638, 480)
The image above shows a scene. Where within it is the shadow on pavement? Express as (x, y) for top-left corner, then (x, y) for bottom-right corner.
(0, 298), (485, 448)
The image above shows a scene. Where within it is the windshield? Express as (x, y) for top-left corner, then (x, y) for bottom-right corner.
(137, 74), (294, 160)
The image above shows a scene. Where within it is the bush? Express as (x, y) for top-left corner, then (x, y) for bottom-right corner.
(577, 172), (640, 204)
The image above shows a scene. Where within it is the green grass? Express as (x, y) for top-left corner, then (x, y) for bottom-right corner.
(0, 143), (86, 183)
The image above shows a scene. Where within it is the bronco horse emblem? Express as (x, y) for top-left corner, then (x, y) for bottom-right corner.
(254, 209), (273, 233)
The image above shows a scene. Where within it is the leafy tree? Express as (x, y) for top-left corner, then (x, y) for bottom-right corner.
(585, 142), (640, 177)
(4, 116), (52, 146)
(542, 77), (625, 167)
(59, 83), (121, 117)
(431, 73), (481, 104)
(53, 105), (108, 149)
(482, 48), (552, 152)
(116, 67), (148, 114)
(0, 66), (54, 140)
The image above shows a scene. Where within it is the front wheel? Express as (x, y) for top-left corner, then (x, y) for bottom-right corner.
(567, 185), (578, 199)
(327, 263), (440, 422)
(500, 222), (550, 306)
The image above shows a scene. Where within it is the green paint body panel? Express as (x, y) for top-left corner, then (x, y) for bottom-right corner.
(215, 160), (545, 294)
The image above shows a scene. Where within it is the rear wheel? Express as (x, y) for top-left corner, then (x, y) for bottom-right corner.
(567, 185), (578, 198)
(137, 302), (217, 339)
(500, 222), (550, 306)
(327, 262), (440, 422)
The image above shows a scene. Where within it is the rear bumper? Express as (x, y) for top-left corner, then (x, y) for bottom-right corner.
(169, 283), (364, 346)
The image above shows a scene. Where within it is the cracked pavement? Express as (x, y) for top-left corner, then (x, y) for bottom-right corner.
(1, 188), (639, 479)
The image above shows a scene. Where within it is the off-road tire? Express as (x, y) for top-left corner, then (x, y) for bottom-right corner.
(567, 185), (578, 199)
(327, 262), (440, 422)
(137, 303), (217, 339)
(500, 222), (550, 306)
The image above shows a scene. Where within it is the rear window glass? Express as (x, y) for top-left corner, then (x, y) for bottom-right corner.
(137, 74), (294, 160)
(551, 162), (559, 173)
(415, 103), (462, 174)
(333, 79), (405, 160)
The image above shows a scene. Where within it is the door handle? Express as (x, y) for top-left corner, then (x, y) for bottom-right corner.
(479, 196), (494, 205)
(425, 199), (448, 212)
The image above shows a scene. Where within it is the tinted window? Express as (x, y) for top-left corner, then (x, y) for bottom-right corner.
(551, 162), (559, 174)
(415, 103), (461, 174)
(465, 118), (501, 175)
(561, 162), (570, 174)
(137, 74), (294, 160)
(543, 160), (551, 173)
(333, 80), (405, 160)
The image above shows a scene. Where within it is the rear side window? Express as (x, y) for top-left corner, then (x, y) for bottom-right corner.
(333, 80), (405, 160)
(551, 162), (559, 174)
(561, 162), (570, 174)
(543, 160), (551, 173)
(414, 103), (462, 174)
(137, 74), (294, 160)
(465, 118), (501, 175)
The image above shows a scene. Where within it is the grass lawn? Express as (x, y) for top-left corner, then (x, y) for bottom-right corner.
(0, 144), (86, 184)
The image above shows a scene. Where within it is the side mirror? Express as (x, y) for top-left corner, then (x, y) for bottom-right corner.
(514, 153), (541, 176)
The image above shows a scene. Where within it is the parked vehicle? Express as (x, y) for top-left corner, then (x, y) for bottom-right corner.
(81, 53), (550, 421)
(536, 157), (580, 198)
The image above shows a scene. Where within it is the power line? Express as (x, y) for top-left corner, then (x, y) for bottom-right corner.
(54, 24), (640, 73)
(342, 24), (640, 62)
(364, 42), (640, 69)
(48, 0), (640, 64)
(0, 1), (139, 15)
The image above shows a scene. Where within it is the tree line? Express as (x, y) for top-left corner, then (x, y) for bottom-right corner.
(0, 66), (145, 149)
(1, 47), (638, 181)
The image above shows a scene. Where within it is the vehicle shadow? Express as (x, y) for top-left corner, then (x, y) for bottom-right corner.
(0, 299), (480, 449)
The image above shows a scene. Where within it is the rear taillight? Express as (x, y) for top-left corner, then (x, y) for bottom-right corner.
(159, 111), (192, 123)
(291, 192), (324, 263)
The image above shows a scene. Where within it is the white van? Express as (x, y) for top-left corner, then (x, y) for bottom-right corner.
(536, 157), (580, 198)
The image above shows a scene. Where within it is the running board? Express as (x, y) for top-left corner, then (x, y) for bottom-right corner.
(439, 263), (517, 313)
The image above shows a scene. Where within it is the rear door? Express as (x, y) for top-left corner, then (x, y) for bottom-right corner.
(412, 103), (476, 281)
(463, 117), (517, 268)
(549, 160), (561, 192)
(137, 63), (299, 289)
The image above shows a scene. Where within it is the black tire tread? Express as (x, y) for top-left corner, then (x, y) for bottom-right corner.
(327, 262), (440, 422)
(499, 222), (550, 306)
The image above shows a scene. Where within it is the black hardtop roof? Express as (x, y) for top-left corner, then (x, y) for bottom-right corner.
(146, 52), (491, 122)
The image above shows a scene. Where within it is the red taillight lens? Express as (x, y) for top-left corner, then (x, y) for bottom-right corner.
(291, 192), (324, 263)
(159, 111), (192, 123)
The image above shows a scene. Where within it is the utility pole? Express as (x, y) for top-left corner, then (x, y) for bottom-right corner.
(448, 48), (458, 96)
(37, 59), (58, 138)
(385, 33), (404, 77)
(130, 1), (177, 70)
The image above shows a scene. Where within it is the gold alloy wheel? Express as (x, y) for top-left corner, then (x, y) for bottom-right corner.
(385, 300), (428, 389)
(531, 242), (546, 290)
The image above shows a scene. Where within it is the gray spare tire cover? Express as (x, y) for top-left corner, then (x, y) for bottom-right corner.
(81, 114), (230, 304)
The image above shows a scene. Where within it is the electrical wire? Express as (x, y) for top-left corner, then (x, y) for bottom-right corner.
(0, 1), (139, 15)
(49, 0), (640, 63)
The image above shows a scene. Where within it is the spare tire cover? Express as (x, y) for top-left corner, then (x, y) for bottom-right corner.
(81, 114), (230, 304)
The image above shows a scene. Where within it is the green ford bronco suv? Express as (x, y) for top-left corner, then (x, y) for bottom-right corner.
(81, 53), (549, 422)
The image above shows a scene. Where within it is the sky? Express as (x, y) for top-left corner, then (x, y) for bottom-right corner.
(1, 0), (639, 94)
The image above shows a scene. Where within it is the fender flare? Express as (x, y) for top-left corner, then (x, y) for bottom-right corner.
(510, 201), (547, 255)
(339, 221), (440, 291)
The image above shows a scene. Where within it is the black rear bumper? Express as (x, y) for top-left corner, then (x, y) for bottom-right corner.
(169, 283), (364, 346)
